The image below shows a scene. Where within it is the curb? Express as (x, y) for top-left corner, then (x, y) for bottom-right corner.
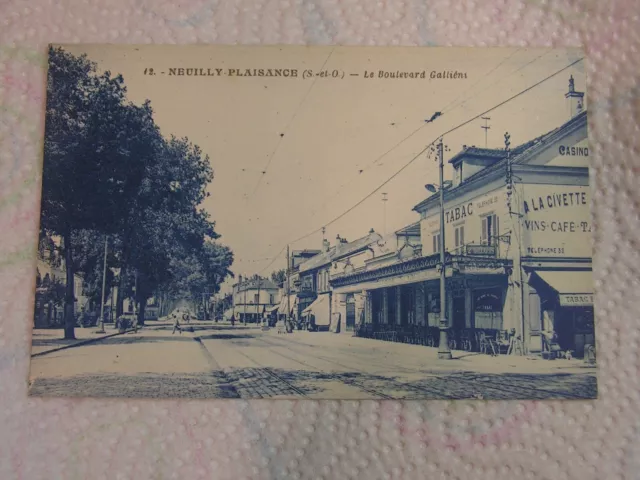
(31, 328), (137, 358)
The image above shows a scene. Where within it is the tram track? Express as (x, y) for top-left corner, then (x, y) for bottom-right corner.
(256, 334), (591, 400)
(247, 338), (395, 399)
(194, 333), (309, 398)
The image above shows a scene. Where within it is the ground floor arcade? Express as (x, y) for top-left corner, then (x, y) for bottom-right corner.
(330, 254), (595, 357)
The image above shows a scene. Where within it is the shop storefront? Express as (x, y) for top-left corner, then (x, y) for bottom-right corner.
(528, 270), (594, 357)
(333, 253), (513, 351)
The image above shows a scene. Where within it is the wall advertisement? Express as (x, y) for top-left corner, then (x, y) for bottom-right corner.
(420, 188), (506, 253)
(520, 184), (592, 258)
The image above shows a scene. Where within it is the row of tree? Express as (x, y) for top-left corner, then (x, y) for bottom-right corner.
(40, 46), (234, 339)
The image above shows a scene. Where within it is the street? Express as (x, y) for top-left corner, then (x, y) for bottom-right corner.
(29, 323), (597, 400)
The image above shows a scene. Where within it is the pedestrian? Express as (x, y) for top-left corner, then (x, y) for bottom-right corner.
(230, 314), (235, 328)
(172, 314), (182, 335)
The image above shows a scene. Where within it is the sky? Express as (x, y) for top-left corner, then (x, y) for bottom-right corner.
(58, 45), (585, 295)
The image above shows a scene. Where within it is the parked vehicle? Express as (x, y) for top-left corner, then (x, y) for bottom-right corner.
(116, 313), (137, 333)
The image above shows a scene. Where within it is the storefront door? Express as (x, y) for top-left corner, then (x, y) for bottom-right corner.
(346, 296), (356, 331)
(556, 307), (594, 357)
(452, 293), (465, 329)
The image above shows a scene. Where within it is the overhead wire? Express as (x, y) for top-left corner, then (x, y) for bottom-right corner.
(307, 49), (552, 220)
(252, 56), (584, 273)
(250, 48), (336, 198)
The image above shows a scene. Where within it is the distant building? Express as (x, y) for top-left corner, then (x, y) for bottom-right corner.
(34, 257), (90, 327)
(297, 230), (384, 332)
(232, 275), (280, 323)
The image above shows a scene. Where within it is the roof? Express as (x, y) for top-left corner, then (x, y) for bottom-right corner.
(334, 231), (383, 259)
(235, 277), (278, 291)
(414, 110), (587, 212)
(395, 222), (421, 236)
(298, 246), (336, 273)
(292, 249), (322, 257)
(447, 140), (537, 166)
(298, 231), (383, 273)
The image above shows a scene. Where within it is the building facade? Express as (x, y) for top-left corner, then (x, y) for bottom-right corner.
(232, 275), (280, 323)
(329, 78), (593, 357)
(296, 231), (384, 331)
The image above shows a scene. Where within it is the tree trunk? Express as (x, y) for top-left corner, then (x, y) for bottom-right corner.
(138, 298), (147, 326)
(115, 263), (127, 317)
(63, 230), (76, 340)
(137, 295), (148, 326)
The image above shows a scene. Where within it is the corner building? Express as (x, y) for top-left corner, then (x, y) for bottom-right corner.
(331, 79), (593, 357)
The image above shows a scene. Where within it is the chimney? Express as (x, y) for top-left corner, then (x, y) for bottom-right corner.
(369, 228), (375, 234)
(322, 238), (330, 252)
(565, 75), (585, 119)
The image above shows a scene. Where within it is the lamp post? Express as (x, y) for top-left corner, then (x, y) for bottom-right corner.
(426, 137), (453, 360)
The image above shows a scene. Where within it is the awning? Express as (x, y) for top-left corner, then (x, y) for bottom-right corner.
(278, 295), (298, 315)
(534, 271), (593, 307)
(302, 293), (330, 326)
(223, 308), (235, 320)
(267, 304), (280, 313)
(235, 305), (265, 315)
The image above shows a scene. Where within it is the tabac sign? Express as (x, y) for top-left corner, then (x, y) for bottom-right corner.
(559, 294), (593, 307)
(521, 184), (592, 258)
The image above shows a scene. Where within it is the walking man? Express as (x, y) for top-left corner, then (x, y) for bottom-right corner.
(172, 314), (182, 335)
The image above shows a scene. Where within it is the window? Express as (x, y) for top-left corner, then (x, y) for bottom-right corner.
(432, 232), (441, 254)
(454, 224), (465, 250)
(254, 293), (260, 304)
(481, 214), (500, 246)
(269, 294), (275, 304)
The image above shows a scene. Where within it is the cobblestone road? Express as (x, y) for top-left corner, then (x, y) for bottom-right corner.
(29, 324), (597, 400)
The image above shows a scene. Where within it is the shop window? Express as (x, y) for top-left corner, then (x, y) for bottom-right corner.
(426, 292), (441, 328)
(473, 288), (503, 330)
(432, 232), (441, 254)
(454, 224), (465, 251)
(481, 214), (500, 246)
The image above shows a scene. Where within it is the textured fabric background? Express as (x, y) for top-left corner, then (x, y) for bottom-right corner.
(1, 1), (639, 479)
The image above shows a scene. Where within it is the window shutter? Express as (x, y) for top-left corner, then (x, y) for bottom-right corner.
(455, 228), (459, 247)
(461, 226), (465, 247)
(481, 218), (487, 243)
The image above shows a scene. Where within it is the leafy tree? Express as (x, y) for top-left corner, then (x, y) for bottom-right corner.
(271, 269), (286, 287)
(41, 46), (234, 334)
(121, 135), (234, 325)
(41, 46), (157, 339)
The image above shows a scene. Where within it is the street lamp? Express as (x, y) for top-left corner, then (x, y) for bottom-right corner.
(426, 138), (453, 360)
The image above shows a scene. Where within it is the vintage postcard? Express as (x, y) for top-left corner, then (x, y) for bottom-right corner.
(29, 45), (596, 400)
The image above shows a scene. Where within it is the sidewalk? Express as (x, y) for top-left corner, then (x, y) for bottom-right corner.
(267, 329), (596, 376)
(30, 325), (135, 356)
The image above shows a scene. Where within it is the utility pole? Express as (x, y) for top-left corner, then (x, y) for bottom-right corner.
(481, 116), (491, 148)
(97, 235), (108, 333)
(243, 276), (247, 325)
(505, 131), (527, 355)
(382, 193), (388, 236)
(436, 137), (452, 360)
(286, 245), (291, 332)
(257, 276), (262, 326)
